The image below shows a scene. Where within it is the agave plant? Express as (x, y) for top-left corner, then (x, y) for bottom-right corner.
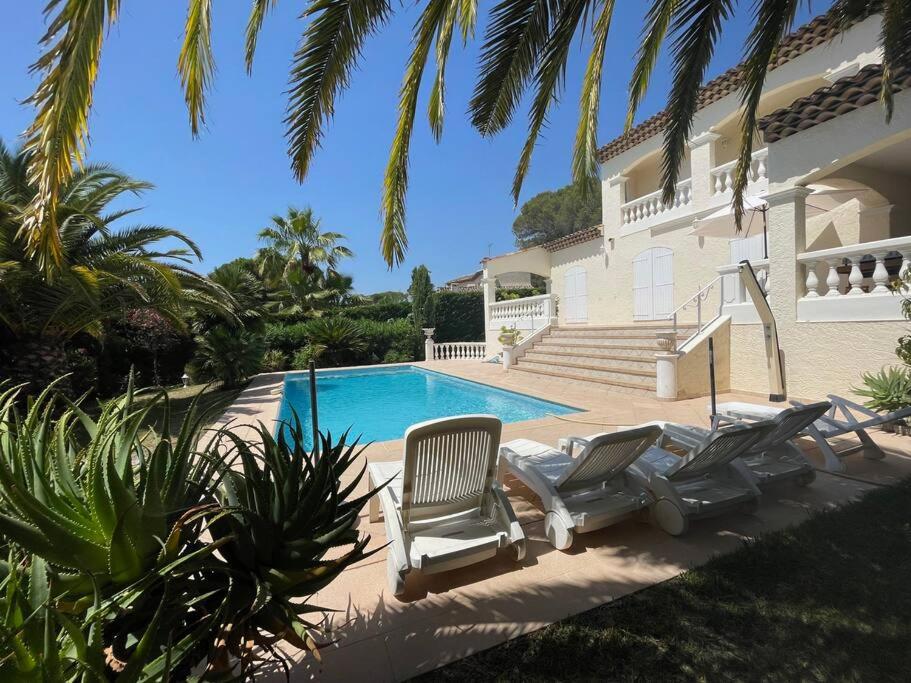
(203, 416), (382, 677)
(854, 367), (911, 414)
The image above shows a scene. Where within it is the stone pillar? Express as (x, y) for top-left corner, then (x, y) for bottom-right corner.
(604, 174), (628, 234)
(654, 332), (679, 401)
(501, 345), (514, 370)
(481, 270), (496, 333)
(422, 328), (435, 361)
(765, 186), (811, 323)
(687, 131), (721, 212)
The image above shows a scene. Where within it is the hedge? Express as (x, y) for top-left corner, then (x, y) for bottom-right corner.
(434, 290), (484, 342)
(334, 301), (411, 322)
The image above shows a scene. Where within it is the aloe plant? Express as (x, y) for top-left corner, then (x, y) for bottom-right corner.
(204, 415), (382, 676)
(0, 379), (381, 678)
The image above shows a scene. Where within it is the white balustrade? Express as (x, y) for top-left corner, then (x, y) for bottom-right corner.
(796, 236), (911, 322)
(431, 342), (487, 361)
(710, 148), (768, 197)
(620, 179), (692, 228)
(488, 293), (553, 331)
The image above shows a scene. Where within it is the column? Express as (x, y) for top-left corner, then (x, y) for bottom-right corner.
(604, 174), (628, 233)
(481, 268), (496, 333)
(765, 186), (811, 322)
(687, 131), (721, 212)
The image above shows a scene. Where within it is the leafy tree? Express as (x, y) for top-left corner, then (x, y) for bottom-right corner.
(409, 265), (436, 331)
(19, 3), (904, 271)
(190, 326), (266, 387)
(513, 181), (601, 248)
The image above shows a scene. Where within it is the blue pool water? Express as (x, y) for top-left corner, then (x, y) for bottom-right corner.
(277, 365), (580, 449)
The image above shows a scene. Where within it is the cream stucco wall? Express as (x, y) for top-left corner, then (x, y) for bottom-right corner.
(549, 241), (610, 325)
(730, 320), (908, 400)
(677, 318), (731, 399)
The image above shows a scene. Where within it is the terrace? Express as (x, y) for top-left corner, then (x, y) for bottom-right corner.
(216, 362), (911, 680)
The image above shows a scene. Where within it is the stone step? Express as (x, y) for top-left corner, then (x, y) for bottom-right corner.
(533, 342), (659, 358)
(509, 365), (656, 397)
(549, 327), (693, 340)
(535, 337), (664, 350)
(522, 350), (656, 372)
(516, 359), (657, 386)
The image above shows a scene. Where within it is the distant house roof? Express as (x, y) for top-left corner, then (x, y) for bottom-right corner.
(759, 64), (911, 143)
(541, 224), (603, 252)
(596, 10), (847, 164)
(444, 270), (483, 286)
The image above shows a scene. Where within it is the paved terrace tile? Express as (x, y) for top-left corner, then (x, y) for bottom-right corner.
(211, 361), (911, 682)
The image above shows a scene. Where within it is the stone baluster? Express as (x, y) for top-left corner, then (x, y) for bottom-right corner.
(804, 262), (819, 298)
(846, 258), (865, 295)
(871, 253), (890, 293)
(824, 260), (841, 297)
(899, 255), (910, 292)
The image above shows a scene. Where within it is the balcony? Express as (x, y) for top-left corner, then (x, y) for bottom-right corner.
(488, 294), (553, 331)
(708, 148), (769, 208)
(620, 179), (693, 232)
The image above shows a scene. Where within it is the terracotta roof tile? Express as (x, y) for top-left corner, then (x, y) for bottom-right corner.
(759, 64), (911, 142)
(541, 224), (603, 252)
(596, 11), (845, 164)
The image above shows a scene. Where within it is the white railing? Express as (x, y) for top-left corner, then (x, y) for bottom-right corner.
(621, 179), (692, 228)
(431, 342), (487, 360)
(667, 275), (724, 349)
(796, 236), (911, 322)
(489, 293), (552, 331)
(710, 148), (768, 197)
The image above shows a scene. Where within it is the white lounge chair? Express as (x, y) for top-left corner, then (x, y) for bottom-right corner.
(627, 420), (775, 536)
(498, 425), (663, 550)
(715, 395), (911, 472)
(367, 415), (525, 597)
(666, 401), (833, 487)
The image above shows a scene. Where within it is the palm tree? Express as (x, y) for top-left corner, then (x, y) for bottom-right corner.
(256, 207), (352, 287)
(0, 139), (232, 388)
(19, 2), (908, 268)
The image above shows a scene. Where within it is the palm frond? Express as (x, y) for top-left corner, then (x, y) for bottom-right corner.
(21, 0), (121, 272)
(469, 0), (556, 136)
(879, 0), (911, 122)
(626, 0), (679, 131)
(458, 0), (478, 41)
(381, 0), (452, 267)
(244, 0), (278, 73)
(730, 0), (798, 228)
(571, 0), (616, 187)
(511, 0), (589, 203)
(179, 0), (216, 137)
(428, 1), (461, 142)
(659, 0), (733, 206)
(285, 0), (392, 182)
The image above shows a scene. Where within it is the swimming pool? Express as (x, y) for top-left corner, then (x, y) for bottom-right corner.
(277, 365), (580, 449)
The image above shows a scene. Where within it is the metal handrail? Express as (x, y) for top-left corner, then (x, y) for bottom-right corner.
(666, 275), (724, 347)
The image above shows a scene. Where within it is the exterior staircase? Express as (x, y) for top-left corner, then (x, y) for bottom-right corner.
(511, 323), (697, 396)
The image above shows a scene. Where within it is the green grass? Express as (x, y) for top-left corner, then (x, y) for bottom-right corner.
(424, 479), (911, 682)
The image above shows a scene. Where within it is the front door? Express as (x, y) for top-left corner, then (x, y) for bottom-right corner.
(564, 266), (588, 323)
(633, 247), (674, 321)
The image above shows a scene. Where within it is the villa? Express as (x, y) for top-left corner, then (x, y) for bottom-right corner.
(479, 12), (911, 403)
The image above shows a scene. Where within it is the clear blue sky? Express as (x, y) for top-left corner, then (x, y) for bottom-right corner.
(1, 3), (826, 293)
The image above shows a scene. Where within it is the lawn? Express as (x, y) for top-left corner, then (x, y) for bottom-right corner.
(130, 381), (244, 436)
(425, 478), (911, 682)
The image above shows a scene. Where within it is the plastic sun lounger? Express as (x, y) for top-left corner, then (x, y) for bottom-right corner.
(624, 420), (775, 536)
(498, 425), (663, 550)
(367, 415), (525, 598)
(714, 395), (911, 472)
(667, 401), (833, 488)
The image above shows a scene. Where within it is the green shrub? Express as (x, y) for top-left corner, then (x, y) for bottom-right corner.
(496, 286), (544, 301)
(335, 301), (411, 322)
(191, 326), (265, 387)
(434, 290), (484, 342)
(261, 348), (288, 372)
(854, 367), (911, 414)
(292, 344), (326, 369)
(304, 317), (366, 366)
(358, 318), (422, 363)
(265, 321), (310, 354)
